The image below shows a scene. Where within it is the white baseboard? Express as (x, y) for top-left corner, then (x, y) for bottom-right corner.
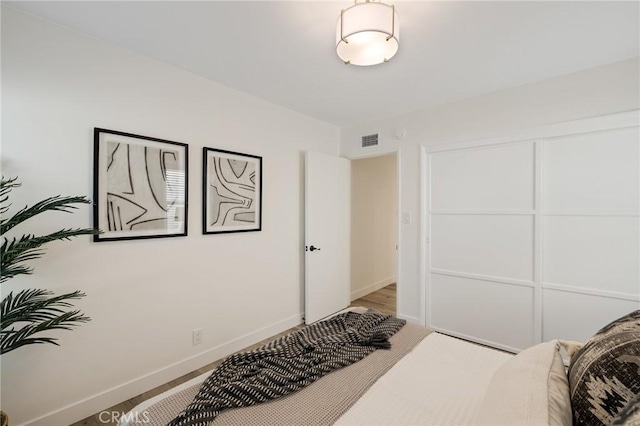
(22, 313), (304, 426)
(396, 314), (423, 326)
(350, 276), (395, 301)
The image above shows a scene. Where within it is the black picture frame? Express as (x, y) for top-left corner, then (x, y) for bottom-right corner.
(202, 147), (262, 234)
(93, 128), (189, 242)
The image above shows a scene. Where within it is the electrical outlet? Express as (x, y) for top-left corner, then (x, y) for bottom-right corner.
(192, 328), (203, 346)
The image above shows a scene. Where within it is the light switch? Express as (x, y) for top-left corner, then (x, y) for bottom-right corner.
(402, 212), (411, 224)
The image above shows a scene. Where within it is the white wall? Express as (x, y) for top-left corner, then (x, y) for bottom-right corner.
(1, 7), (339, 425)
(351, 155), (397, 300)
(340, 57), (640, 324)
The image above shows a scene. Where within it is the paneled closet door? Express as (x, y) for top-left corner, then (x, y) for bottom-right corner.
(541, 127), (640, 342)
(428, 142), (537, 352)
(427, 118), (640, 352)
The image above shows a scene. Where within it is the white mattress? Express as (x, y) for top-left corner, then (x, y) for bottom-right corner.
(122, 332), (512, 426)
(335, 333), (513, 425)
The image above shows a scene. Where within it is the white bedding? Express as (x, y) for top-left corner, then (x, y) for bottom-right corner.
(122, 332), (512, 426)
(336, 333), (512, 425)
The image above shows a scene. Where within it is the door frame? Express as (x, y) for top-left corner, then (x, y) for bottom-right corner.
(419, 145), (428, 327)
(348, 149), (401, 317)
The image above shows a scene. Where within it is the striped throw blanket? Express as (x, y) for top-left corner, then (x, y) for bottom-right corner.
(169, 309), (406, 426)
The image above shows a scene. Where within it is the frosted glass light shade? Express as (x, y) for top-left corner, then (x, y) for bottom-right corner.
(336, 1), (399, 66)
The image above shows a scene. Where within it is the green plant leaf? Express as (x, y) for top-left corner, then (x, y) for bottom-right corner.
(0, 176), (96, 354)
(1, 229), (97, 282)
(0, 264), (33, 283)
(1, 289), (87, 329)
(0, 193), (93, 235)
(0, 308), (90, 354)
(0, 176), (20, 216)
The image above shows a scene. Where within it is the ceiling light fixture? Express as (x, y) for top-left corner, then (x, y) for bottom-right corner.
(336, 0), (399, 66)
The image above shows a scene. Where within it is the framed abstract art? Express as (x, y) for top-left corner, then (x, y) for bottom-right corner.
(93, 128), (188, 242)
(202, 147), (262, 234)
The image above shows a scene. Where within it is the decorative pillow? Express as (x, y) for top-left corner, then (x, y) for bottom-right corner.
(559, 340), (584, 360)
(611, 392), (640, 426)
(473, 340), (572, 426)
(568, 310), (640, 426)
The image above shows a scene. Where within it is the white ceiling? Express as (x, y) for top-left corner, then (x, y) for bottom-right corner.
(6, 1), (640, 127)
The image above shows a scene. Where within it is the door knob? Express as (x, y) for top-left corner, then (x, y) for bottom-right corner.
(309, 245), (321, 252)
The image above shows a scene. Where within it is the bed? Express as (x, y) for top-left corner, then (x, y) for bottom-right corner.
(121, 308), (640, 426)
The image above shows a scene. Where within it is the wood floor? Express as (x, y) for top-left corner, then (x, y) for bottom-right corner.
(350, 283), (396, 316)
(70, 284), (396, 426)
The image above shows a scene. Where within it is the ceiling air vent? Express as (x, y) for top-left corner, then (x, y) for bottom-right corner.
(361, 133), (379, 148)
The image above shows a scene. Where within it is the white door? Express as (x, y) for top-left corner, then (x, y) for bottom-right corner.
(425, 117), (640, 351)
(305, 151), (350, 324)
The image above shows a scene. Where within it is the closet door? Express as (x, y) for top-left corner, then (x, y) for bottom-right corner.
(426, 117), (640, 352)
(541, 127), (640, 342)
(428, 142), (536, 352)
